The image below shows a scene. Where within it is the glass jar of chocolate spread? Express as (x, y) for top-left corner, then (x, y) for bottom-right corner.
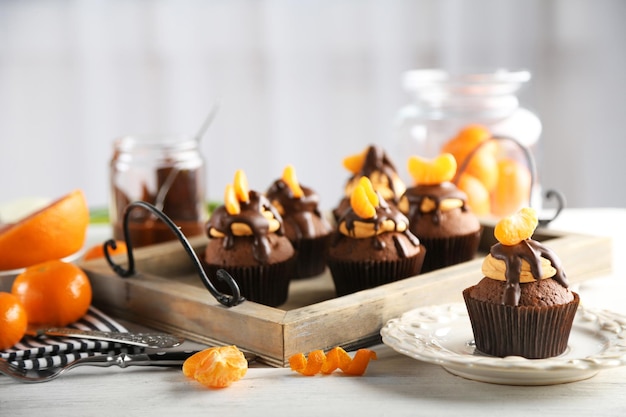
(392, 69), (543, 217)
(109, 135), (207, 247)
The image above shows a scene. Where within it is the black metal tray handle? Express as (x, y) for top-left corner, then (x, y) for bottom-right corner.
(103, 201), (245, 307)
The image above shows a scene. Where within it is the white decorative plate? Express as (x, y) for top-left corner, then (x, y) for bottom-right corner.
(381, 303), (626, 385)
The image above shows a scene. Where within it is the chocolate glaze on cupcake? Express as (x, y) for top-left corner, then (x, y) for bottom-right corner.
(463, 207), (579, 359)
(327, 176), (425, 297)
(333, 145), (406, 221)
(266, 165), (332, 278)
(204, 170), (295, 307)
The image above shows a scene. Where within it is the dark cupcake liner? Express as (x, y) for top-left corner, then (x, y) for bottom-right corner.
(327, 247), (426, 297)
(419, 229), (482, 273)
(203, 257), (296, 307)
(463, 288), (580, 359)
(291, 235), (332, 279)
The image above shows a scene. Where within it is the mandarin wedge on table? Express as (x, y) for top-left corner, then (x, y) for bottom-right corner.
(491, 158), (532, 218)
(183, 345), (248, 388)
(0, 292), (28, 350)
(0, 189), (89, 271)
(11, 259), (92, 327)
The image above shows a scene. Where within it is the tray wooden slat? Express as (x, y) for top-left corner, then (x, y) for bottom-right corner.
(80, 224), (612, 367)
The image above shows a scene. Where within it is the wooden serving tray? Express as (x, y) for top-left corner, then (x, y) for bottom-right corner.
(80, 223), (612, 367)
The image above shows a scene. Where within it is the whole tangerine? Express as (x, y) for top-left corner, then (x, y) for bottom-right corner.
(11, 260), (92, 327)
(0, 292), (28, 350)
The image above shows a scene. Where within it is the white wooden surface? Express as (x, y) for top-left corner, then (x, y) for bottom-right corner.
(2, 208), (626, 416)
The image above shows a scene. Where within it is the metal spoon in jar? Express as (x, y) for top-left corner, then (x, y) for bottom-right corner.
(154, 102), (220, 211)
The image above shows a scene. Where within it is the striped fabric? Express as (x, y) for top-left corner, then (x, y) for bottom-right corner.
(0, 306), (142, 370)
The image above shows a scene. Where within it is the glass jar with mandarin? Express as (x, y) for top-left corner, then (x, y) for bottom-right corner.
(392, 69), (543, 219)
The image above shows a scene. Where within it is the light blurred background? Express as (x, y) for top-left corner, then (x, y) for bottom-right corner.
(1, 0), (625, 214)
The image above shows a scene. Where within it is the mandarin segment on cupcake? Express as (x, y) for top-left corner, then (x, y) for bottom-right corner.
(334, 145), (406, 221)
(265, 164), (332, 278)
(281, 164), (304, 198)
(233, 169), (250, 203)
(406, 153), (457, 185)
(350, 177), (379, 219)
(208, 170), (284, 254)
(224, 184), (240, 215)
(494, 206), (538, 246)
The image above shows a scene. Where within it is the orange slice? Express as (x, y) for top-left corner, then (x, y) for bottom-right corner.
(0, 190), (89, 270)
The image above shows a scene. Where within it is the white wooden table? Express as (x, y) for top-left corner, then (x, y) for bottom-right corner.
(2, 208), (625, 417)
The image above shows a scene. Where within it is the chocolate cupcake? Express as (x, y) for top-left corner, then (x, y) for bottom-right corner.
(203, 170), (296, 307)
(327, 176), (426, 297)
(333, 145), (406, 221)
(398, 153), (481, 272)
(266, 165), (332, 278)
(462, 207), (579, 359)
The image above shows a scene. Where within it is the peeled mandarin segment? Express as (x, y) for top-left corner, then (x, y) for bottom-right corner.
(464, 147), (499, 193)
(494, 207), (539, 246)
(186, 346), (248, 388)
(350, 183), (377, 219)
(342, 149), (367, 174)
(224, 184), (241, 215)
(442, 124), (492, 162)
(457, 173), (491, 216)
(407, 154), (457, 185)
(491, 158), (532, 217)
(233, 169), (250, 203)
(343, 349), (378, 376)
(358, 176), (379, 207)
(281, 164), (304, 198)
(182, 350), (208, 378)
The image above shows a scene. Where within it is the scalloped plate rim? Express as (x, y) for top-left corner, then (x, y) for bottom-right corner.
(381, 302), (626, 385)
